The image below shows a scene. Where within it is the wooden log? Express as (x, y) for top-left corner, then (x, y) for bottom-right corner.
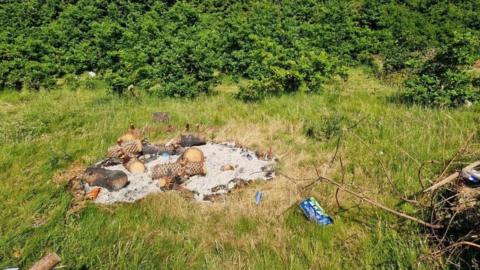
(183, 161), (207, 176)
(152, 161), (205, 179)
(80, 167), (129, 191)
(125, 159), (145, 173)
(180, 133), (206, 147)
(142, 143), (177, 155)
(152, 163), (183, 179)
(180, 148), (205, 163)
(29, 253), (61, 270)
(118, 124), (142, 142)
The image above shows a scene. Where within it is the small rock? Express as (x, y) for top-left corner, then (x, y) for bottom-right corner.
(220, 164), (235, 171)
(87, 71), (96, 77)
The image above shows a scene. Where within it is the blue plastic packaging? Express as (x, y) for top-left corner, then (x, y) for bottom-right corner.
(299, 197), (333, 226)
(255, 190), (262, 204)
(462, 168), (480, 185)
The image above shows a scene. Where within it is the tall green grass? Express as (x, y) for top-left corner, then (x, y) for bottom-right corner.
(0, 69), (478, 269)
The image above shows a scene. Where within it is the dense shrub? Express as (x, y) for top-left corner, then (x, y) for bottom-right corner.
(0, 0), (479, 100)
(236, 51), (346, 101)
(401, 33), (480, 107)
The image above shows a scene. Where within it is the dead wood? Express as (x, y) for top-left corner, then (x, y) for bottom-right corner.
(315, 175), (443, 229)
(423, 172), (460, 193)
(125, 159), (146, 173)
(80, 167), (129, 191)
(180, 133), (206, 147)
(424, 161), (480, 193)
(429, 132), (475, 187)
(29, 253), (61, 270)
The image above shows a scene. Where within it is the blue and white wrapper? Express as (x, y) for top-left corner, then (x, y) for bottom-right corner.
(299, 197), (333, 226)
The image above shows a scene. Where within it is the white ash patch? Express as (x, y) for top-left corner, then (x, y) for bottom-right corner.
(185, 142), (275, 200)
(89, 142), (275, 203)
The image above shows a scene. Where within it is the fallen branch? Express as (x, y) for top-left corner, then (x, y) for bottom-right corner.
(433, 132), (475, 184)
(423, 172), (460, 193)
(317, 176), (443, 229)
(423, 161), (480, 193)
(432, 241), (480, 257)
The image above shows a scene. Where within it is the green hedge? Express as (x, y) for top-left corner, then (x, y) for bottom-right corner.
(1, 0), (479, 101)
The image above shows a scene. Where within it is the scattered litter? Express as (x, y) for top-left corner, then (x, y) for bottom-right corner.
(299, 197), (333, 226)
(29, 252), (61, 270)
(461, 164), (480, 185)
(86, 187), (101, 200)
(255, 190), (263, 205)
(72, 125), (276, 203)
(423, 160), (480, 266)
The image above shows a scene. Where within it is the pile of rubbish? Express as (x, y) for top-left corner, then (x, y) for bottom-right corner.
(71, 125), (276, 203)
(424, 161), (480, 266)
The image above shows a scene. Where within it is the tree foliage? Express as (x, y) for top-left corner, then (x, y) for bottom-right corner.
(0, 0), (479, 102)
(401, 33), (480, 107)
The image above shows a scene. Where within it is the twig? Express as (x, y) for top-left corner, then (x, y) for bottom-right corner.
(330, 116), (365, 164)
(424, 160), (480, 193)
(394, 142), (421, 166)
(316, 176), (443, 229)
(335, 155), (345, 209)
(434, 132), (475, 184)
(417, 160), (441, 190)
(423, 172), (460, 193)
(432, 241), (480, 256)
(330, 133), (342, 164)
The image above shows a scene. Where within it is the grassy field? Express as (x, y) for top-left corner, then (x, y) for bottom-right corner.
(1, 68), (479, 269)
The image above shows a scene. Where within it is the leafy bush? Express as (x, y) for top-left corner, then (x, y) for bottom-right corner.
(401, 33), (480, 107)
(236, 51), (346, 101)
(0, 0), (479, 100)
(236, 79), (283, 102)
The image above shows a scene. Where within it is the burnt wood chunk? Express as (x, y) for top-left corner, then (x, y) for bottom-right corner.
(180, 133), (206, 147)
(81, 167), (129, 191)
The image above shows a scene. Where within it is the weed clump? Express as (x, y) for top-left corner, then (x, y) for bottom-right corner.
(303, 113), (346, 141)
